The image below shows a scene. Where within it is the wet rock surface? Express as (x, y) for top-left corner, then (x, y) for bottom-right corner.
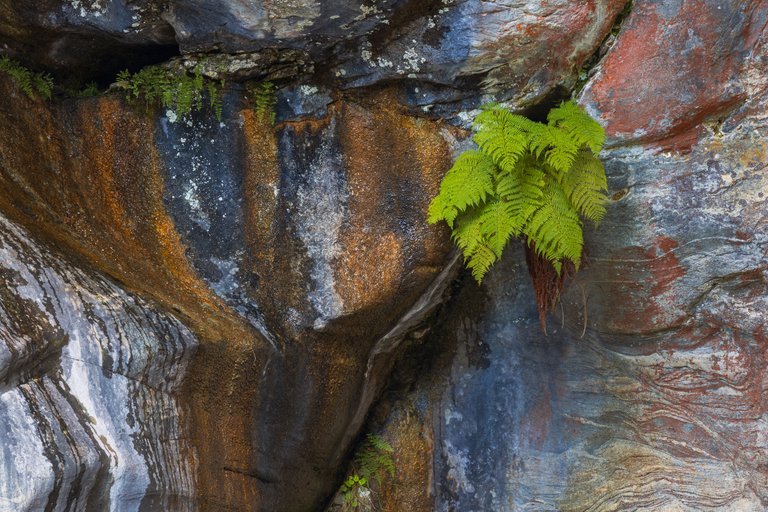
(0, 0), (766, 511)
(0, 80), (456, 510)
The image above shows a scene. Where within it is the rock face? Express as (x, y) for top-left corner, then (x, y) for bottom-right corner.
(1, 0), (766, 511)
(371, 1), (768, 510)
(0, 80), (458, 510)
(0, 0), (625, 107)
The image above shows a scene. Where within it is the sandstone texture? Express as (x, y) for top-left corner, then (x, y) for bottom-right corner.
(1, 0), (767, 511)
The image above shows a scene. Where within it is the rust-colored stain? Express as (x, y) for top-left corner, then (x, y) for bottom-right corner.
(0, 80), (272, 510)
(590, 233), (690, 335)
(0, 79), (458, 510)
(379, 407), (434, 512)
(647, 236), (685, 296)
(519, 384), (554, 450)
(336, 91), (453, 315)
(585, 0), (762, 145)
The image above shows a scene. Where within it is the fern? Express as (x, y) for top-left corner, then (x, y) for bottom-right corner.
(77, 82), (100, 98)
(428, 150), (495, 226)
(115, 64), (224, 121)
(354, 434), (395, 485)
(246, 81), (277, 124)
(338, 434), (396, 510)
(0, 57), (54, 100)
(428, 100), (608, 283)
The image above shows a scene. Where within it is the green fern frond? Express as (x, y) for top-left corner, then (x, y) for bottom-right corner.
(32, 73), (54, 100)
(430, 150), (495, 225)
(479, 199), (520, 257)
(0, 57), (54, 100)
(452, 209), (485, 257)
(247, 81), (277, 124)
(524, 181), (583, 273)
(495, 155), (546, 230)
(561, 151), (608, 223)
(351, 434), (395, 486)
(207, 81), (223, 121)
(451, 210), (500, 282)
(548, 100), (605, 154)
(467, 242), (498, 283)
(529, 124), (580, 176)
(473, 106), (533, 173)
(76, 82), (100, 98)
(427, 193), (459, 227)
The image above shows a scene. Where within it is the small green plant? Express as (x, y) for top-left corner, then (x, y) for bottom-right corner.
(246, 81), (277, 124)
(340, 474), (370, 509)
(76, 81), (100, 98)
(339, 434), (396, 510)
(428, 100), (608, 283)
(0, 56), (54, 100)
(115, 64), (224, 121)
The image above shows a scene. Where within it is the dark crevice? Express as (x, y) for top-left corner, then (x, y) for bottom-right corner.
(223, 466), (278, 485)
(86, 43), (182, 89)
(517, 85), (572, 122)
(573, 0), (634, 96)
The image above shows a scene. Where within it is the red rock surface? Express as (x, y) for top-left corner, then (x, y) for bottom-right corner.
(582, 0), (768, 148)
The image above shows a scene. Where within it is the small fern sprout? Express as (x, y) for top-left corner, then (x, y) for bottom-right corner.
(336, 433), (396, 510)
(0, 57), (54, 100)
(428, 100), (608, 289)
(114, 64), (225, 121)
(246, 81), (277, 125)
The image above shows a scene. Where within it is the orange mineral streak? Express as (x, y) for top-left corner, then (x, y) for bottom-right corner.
(379, 408), (434, 512)
(336, 92), (453, 316)
(0, 81), (271, 510)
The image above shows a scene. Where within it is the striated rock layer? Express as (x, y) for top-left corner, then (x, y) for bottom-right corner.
(0, 212), (197, 511)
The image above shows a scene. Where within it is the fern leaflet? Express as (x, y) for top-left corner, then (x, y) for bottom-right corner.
(428, 150), (495, 226)
(523, 181), (584, 274)
(548, 100), (605, 154)
(473, 106), (533, 173)
(0, 57), (54, 100)
(561, 151), (608, 222)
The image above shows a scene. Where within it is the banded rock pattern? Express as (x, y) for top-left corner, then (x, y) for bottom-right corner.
(2, 0), (766, 510)
(0, 213), (197, 511)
